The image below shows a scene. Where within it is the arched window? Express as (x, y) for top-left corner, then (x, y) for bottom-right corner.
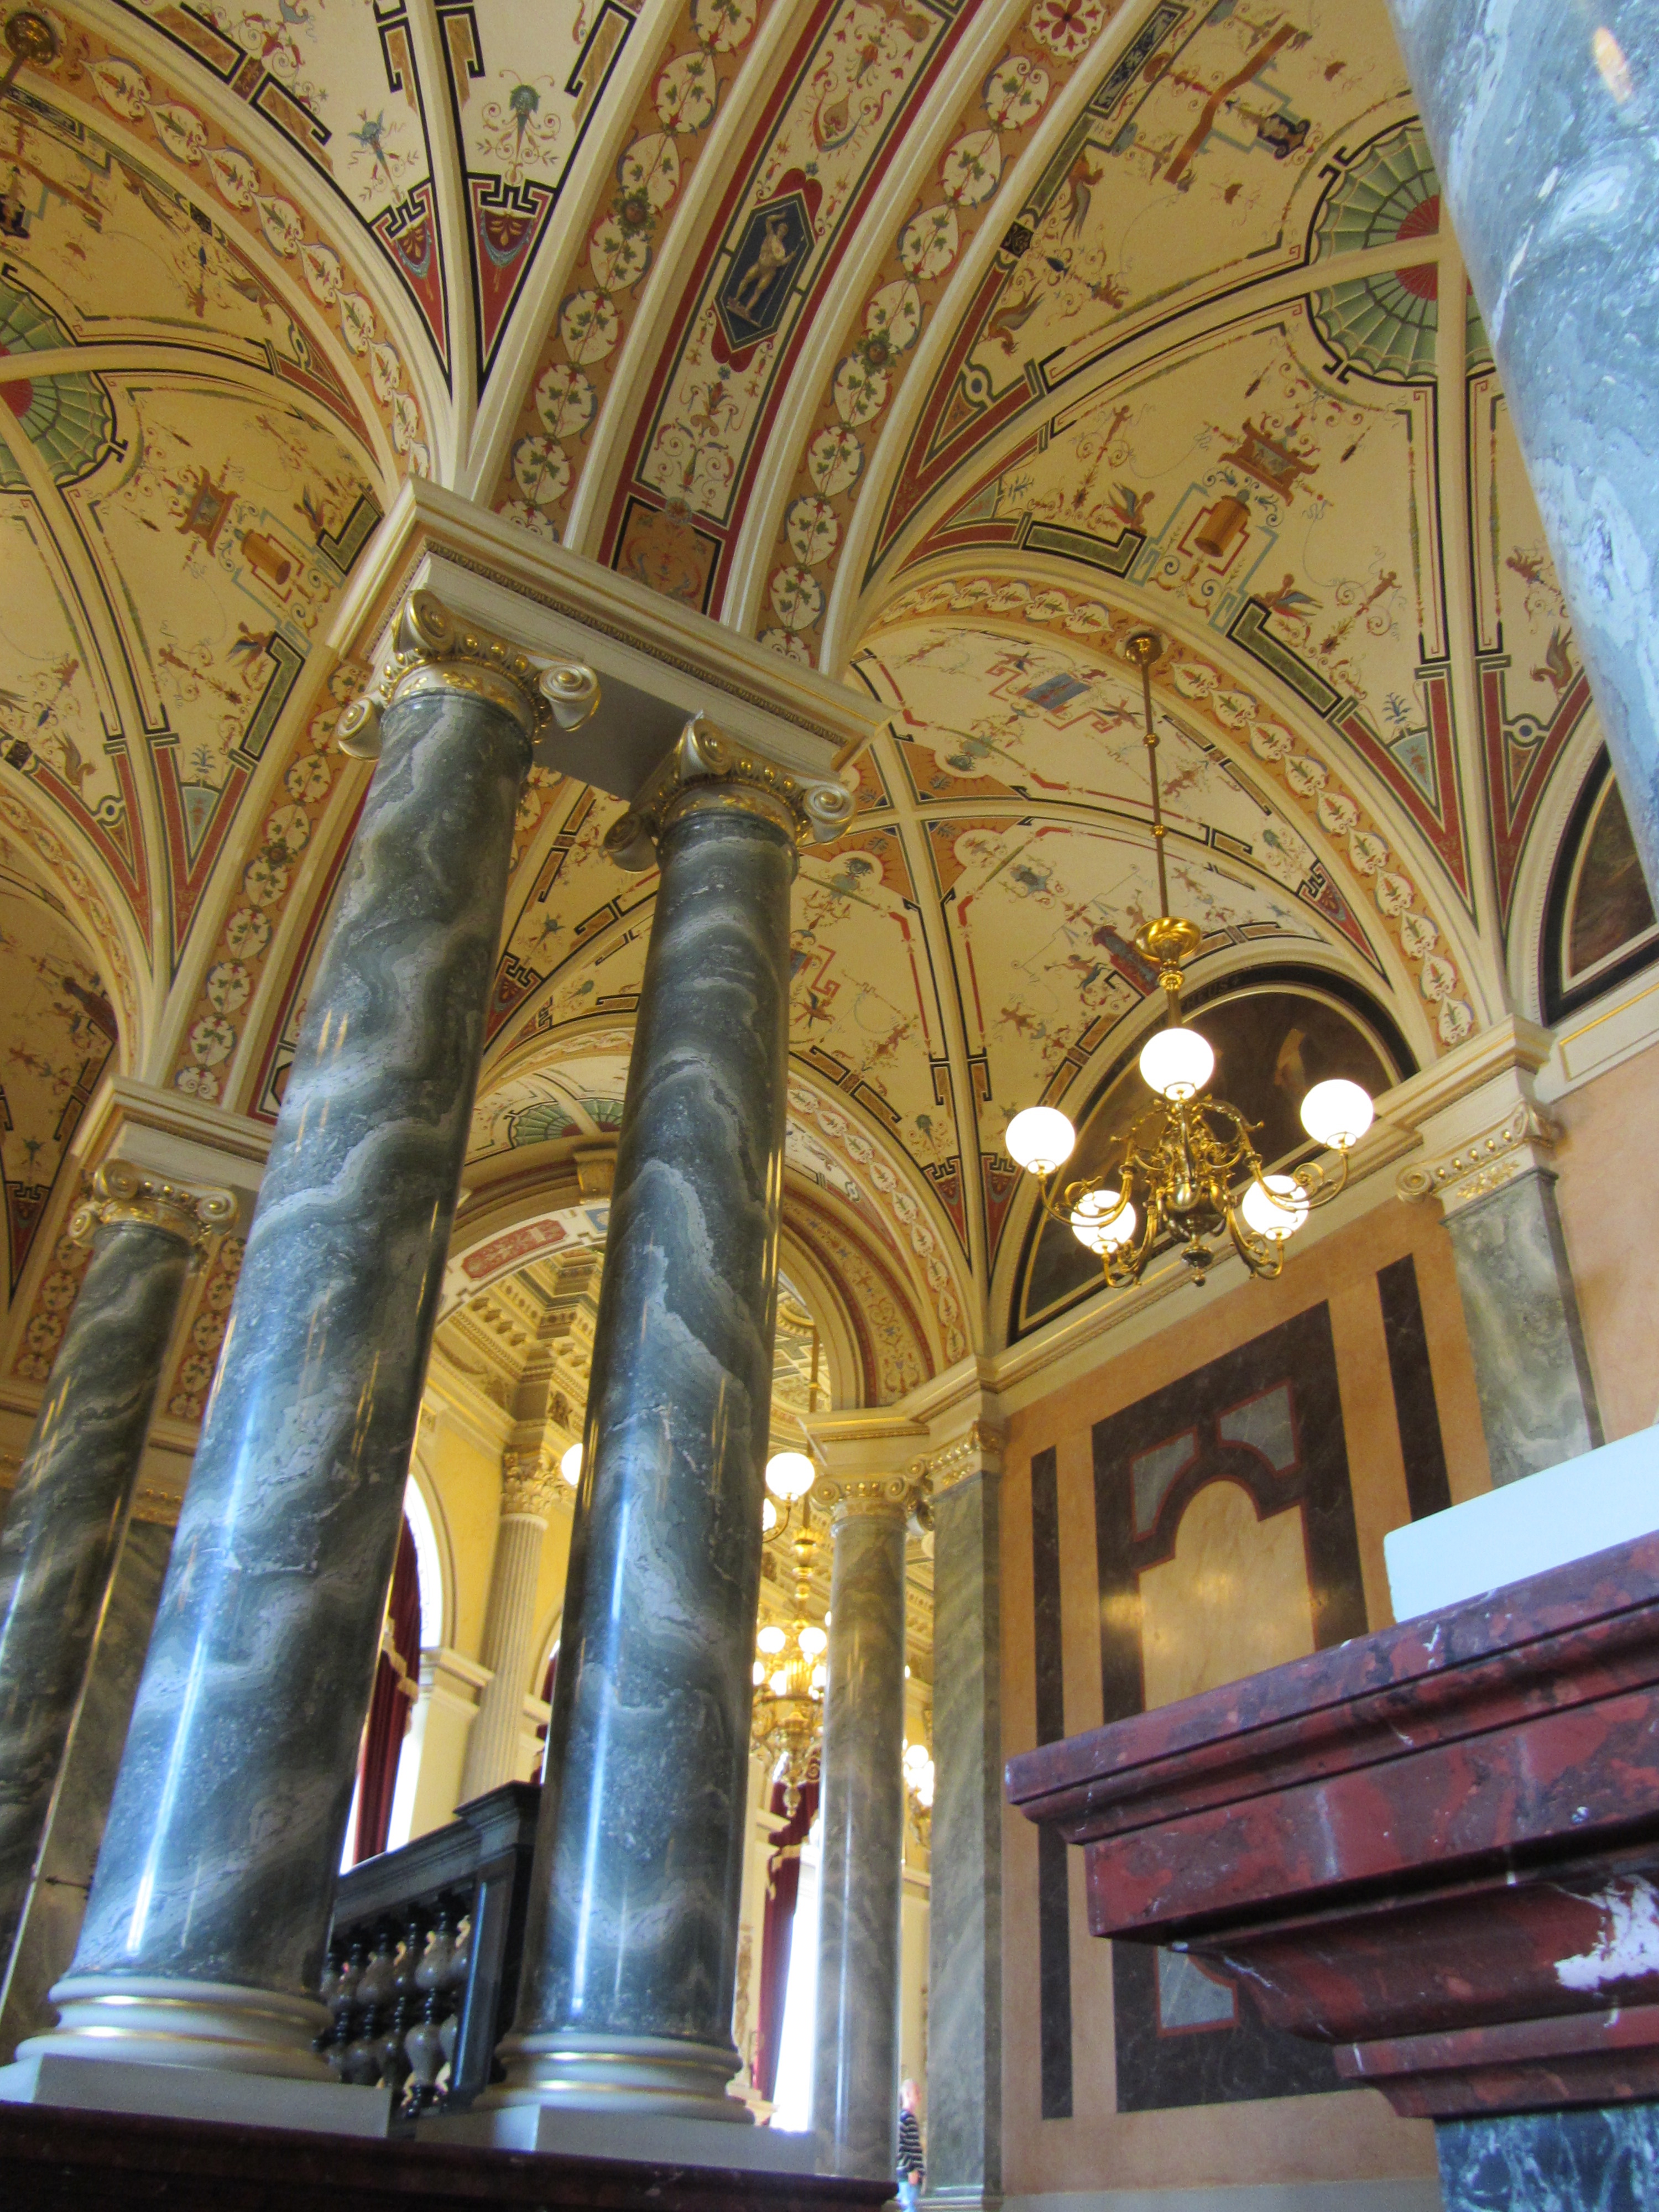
(1542, 752), (1658, 1021)
(349, 1519), (421, 1865)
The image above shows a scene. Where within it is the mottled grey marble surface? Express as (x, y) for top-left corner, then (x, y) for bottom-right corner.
(1446, 1169), (1601, 1487)
(514, 803), (792, 2077)
(813, 1501), (906, 2181)
(0, 1518), (171, 2056)
(71, 687), (531, 2002)
(1385, 0), (1659, 894)
(925, 1467), (1001, 2208)
(1438, 2103), (1659, 2210)
(0, 1219), (193, 1974)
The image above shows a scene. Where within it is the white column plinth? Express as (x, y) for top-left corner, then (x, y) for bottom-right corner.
(427, 2100), (818, 2169)
(0, 2050), (392, 2136)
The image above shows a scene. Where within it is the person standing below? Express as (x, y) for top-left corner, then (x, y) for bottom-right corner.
(897, 2078), (926, 2211)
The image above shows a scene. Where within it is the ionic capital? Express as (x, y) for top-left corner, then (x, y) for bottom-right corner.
(1396, 1099), (1562, 1215)
(603, 717), (855, 870)
(501, 1447), (558, 1522)
(69, 1162), (236, 1259)
(816, 1470), (927, 1527)
(336, 589), (600, 758)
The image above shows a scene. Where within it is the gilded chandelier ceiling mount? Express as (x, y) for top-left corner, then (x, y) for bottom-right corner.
(1006, 629), (1375, 1290)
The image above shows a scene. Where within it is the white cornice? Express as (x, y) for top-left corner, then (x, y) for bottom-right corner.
(328, 483), (883, 790)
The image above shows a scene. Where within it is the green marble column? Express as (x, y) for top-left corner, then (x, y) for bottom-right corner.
(0, 1169), (230, 1980)
(6, 595), (588, 2102)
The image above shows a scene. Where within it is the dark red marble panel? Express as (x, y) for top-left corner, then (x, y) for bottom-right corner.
(1339, 2001), (1659, 2118)
(1009, 1532), (1659, 1848)
(1006, 1532), (1659, 2119)
(0, 2104), (895, 2212)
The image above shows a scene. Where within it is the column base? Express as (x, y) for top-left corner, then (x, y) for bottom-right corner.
(429, 2100), (818, 2171)
(17, 1973), (331, 2078)
(491, 2028), (754, 2125)
(0, 2051), (392, 2137)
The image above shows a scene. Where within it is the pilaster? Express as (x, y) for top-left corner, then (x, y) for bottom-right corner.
(1392, 1017), (1602, 1484)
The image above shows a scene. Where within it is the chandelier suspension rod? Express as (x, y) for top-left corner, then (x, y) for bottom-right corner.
(1139, 643), (1171, 925)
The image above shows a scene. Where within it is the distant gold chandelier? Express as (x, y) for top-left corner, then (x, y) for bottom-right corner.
(751, 1451), (827, 1815)
(1006, 630), (1374, 1288)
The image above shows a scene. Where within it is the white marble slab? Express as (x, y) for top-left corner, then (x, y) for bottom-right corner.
(1385, 1426), (1659, 1621)
(0, 2051), (393, 2135)
(427, 2101), (818, 2171)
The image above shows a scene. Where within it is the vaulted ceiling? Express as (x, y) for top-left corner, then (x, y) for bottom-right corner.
(0, 0), (1613, 1400)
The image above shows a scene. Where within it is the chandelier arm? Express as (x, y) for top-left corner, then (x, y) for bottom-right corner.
(1293, 1150), (1352, 1208)
(1225, 1203), (1287, 1279)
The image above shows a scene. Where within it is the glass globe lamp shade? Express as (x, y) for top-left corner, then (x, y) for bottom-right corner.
(811, 1663), (827, 1694)
(769, 1668), (790, 1698)
(559, 1442), (582, 1488)
(757, 1624), (786, 1656)
(1070, 1188), (1138, 1254)
(1005, 1105), (1076, 1176)
(1299, 1077), (1374, 1151)
(797, 1624), (828, 1659)
(765, 1449), (816, 1502)
(1139, 1024), (1214, 1101)
(1240, 1172), (1310, 1242)
(752, 1660), (766, 1687)
(761, 1497), (778, 1534)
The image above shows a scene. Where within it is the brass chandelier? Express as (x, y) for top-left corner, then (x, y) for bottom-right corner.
(1006, 630), (1375, 1288)
(750, 1451), (827, 1816)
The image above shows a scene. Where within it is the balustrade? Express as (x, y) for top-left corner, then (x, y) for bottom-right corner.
(317, 1781), (538, 2117)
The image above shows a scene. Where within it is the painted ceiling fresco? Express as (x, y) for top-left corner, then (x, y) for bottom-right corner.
(0, 0), (1618, 1389)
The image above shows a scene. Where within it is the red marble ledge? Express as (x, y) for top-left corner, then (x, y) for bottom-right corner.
(1006, 1531), (1659, 2119)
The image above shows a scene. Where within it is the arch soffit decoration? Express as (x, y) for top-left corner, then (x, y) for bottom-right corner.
(854, 571), (1481, 1054)
(22, 21), (419, 482)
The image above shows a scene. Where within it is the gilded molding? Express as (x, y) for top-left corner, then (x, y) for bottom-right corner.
(912, 1418), (1006, 1493)
(336, 589), (600, 758)
(1396, 1101), (1563, 1214)
(69, 1162), (236, 1260)
(603, 717), (855, 870)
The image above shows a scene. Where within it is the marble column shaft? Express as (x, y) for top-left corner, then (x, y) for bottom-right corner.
(1444, 1167), (1601, 1488)
(459, 1483), (550, 1802)
(812, 1493), (907, 2182)
(507, 795), (795, 2118)
(58, 662), (534, 2059)
(925, 1457), (1002, 2212)
(1383, 0), (1659, 892)
(0, 1199), (207, 1973)
(0, 1515), (173, 2058)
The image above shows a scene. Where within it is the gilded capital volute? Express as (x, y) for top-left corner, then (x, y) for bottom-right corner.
(336, 589), (601, 759)
(603, 717), (855, 871)
(69, 1161), (236, 1260)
